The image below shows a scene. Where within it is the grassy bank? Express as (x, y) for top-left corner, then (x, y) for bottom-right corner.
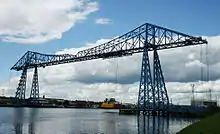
(177, 112), (220, 134)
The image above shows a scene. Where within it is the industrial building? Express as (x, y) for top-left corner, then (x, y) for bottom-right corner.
(191, 99), (217, 107)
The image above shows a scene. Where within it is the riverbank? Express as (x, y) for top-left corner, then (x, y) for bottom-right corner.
(177, 112), (220, 134)
(0, 96), (135, 109)
(119, 106), (220, 118)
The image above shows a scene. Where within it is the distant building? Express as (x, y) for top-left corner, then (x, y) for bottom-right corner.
(191, 99), (217, 107)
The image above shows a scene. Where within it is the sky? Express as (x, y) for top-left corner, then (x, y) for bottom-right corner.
(0, 0), (220, 105)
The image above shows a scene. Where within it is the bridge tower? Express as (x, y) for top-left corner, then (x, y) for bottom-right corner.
(152, 50), (169, 113)
(138, 39), (154, 113)
(15, 68), (27, 101)
(29, 67), (40, 103)
(138, 26), (169, 114)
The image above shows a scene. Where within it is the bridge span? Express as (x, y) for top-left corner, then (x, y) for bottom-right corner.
(11, 23), (207, 114)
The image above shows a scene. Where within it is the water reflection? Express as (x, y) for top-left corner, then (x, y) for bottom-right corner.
(13, 108), (38, 134)
(137, 116), (168, 134)
(104, 120), (116, 134)
(14, 108), (24, 134)
(28, 108), (37, 134)
(10, 108), (198, 134)
(137, 115), (197, 134)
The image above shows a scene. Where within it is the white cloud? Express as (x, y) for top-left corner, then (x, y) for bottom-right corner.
(95, 18), (112, 24)
(2, 35), (220, 105)
(0, 0), (99, 44)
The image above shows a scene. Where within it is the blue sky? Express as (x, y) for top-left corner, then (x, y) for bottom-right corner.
(0, 0), (219, 83)
(0, 0), (220, 104)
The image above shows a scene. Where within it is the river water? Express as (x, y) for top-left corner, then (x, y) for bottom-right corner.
(0, 107), (197, 134)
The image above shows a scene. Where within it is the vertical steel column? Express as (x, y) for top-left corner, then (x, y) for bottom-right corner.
(153, 50), (169, 112)
(15, 68), (27, 100)
(137, 25), (153, 112)
(30, 67), (39, 102)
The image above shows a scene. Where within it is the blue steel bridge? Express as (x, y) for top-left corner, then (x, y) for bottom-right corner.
(11, 23), (207, 114)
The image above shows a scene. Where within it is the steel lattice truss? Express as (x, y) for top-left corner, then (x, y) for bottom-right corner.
(11, 23), (207, 71)
(11, 23), (207, 112)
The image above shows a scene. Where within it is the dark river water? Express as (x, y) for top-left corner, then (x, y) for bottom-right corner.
(0, 107), (197, 134)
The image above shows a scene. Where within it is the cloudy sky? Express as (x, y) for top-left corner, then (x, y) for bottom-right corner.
(0, 0), (220, 105)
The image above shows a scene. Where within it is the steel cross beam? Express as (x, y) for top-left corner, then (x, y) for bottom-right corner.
(11, 23), (207, 71)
